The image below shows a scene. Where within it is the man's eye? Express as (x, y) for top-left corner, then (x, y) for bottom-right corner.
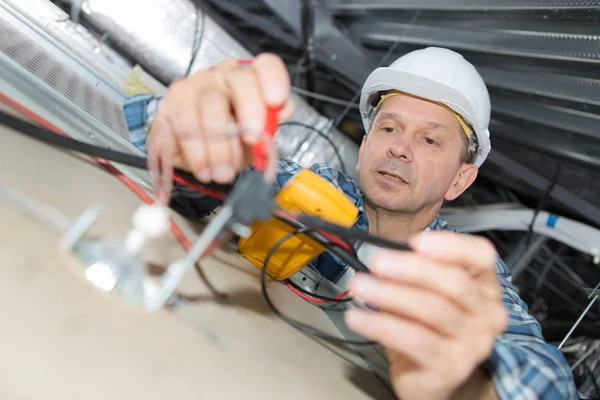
(382, 126), (396, 134)
(424, 137), (437, 145)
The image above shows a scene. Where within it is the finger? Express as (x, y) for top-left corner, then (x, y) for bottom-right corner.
(197, 88), (239, 183)
(166, 82), (209, 182)
(345, 308), (446, 366)
(254, 53), (290, 107)
(226, 67), (265, 144)
(349, 273), (468, 337)
(263, 140), (279, 184)
(278, 97), (295, 122)
(230, 134), (245, 173)
(189, 58), (238, 90)
(369, 251), (480, 312)
(157, 147), (174, 205)
(146, 125), (175, 205)
(408, 232), (498, 279)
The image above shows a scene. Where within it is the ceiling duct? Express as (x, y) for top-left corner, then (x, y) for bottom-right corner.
(54, 0), (359, 179)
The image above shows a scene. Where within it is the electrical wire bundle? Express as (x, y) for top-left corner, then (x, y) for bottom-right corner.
(0, 101), (410, 346)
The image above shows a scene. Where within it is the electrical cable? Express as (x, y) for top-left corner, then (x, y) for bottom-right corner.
(290, 87), (359, 109)
(0, 186), (71, 234)
(0, 99), (412, 258)
(284, 279), (352, 303)
(0, 95), (218, 295)
(278, 121), (348, 175)
(329, 39), (404, 131)
(284, 212), (412, 253)
(185, 5), (205, 77)
(0, 107), (231, 200)
(262, 229), (377, 346)
(273, 212), (371, 274)
(525, 163), (562, 246)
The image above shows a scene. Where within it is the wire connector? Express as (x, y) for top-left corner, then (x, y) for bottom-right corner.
(124, 204), (170, 254)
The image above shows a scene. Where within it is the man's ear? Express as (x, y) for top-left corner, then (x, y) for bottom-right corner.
(445, 163), (478, 201)
(356, 135), (366, 172)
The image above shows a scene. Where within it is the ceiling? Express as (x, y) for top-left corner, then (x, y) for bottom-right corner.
(200, 0), (600, 378)
(201, 0), (600, 225)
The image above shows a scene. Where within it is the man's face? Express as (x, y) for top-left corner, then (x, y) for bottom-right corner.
(357, 94), (476, 213)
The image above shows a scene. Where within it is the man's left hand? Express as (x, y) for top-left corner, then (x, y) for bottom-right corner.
(345, 232), (508, 400)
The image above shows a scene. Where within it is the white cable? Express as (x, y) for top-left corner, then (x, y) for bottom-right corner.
(440, 206), (600, 259)
(0, 186), (70, 233)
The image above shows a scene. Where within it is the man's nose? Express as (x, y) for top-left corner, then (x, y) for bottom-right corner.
(387, 134), (413, 162)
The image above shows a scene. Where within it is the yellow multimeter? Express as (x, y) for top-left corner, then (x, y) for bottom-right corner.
(237, 169), (359, 280)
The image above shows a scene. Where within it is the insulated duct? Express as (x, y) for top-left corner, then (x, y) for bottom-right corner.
(54, 0), (359, 179)
(1, 0), (132, 99)
(440, 205), (600, 260)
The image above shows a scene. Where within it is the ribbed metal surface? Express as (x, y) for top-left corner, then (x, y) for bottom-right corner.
(479, 67), (600, 106)
(0, 17), (130, 140)
(327, 0), (600, 11)
(492, 96), (600, 140)
(350, 21), (600, 63)
(491, 119), (600, 171)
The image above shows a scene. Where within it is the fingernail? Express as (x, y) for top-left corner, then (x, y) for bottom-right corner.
(212, 164), (234, 182)
(196, 167), (210, 182)
(264, 83), (285, 104)
(409, 232), (441, 254)
(242, 120), (263, 141)
(349, 274), (378, 297)
(226, 122), (239, 136)
(345, 308), (367, 327)
(370, 251), (398, 274)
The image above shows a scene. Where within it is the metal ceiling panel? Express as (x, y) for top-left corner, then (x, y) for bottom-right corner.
(349, 20), (600, 63)
(492, 96), (600, 140)
(262, 0), (377, 85)
(479, 66), (600, 106)
(0, 16), (130, 140)
(326, 0), (600, 11)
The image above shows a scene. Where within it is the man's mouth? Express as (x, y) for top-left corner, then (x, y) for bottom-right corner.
(377, 171), (407, 184)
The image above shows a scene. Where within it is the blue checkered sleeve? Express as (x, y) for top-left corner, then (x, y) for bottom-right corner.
(484, 258), (577, 399)
(123, 95), (577, 398)
(434, 219), (577, 399)
(123, 94), (162, 152)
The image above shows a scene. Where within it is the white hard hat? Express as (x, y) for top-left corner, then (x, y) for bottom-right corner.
(359, 47), (491, 167)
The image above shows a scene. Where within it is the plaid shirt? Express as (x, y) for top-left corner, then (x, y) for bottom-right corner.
(123, 94), (577, 400)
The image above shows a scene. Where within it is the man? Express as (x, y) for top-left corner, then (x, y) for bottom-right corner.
(123, 47), (577, 399)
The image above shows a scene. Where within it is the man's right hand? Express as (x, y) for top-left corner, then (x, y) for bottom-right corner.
(146, 53), (293, 201)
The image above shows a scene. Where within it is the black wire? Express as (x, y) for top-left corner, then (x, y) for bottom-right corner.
(262, 229), (377, 346)
(285, 279), (353, 303)
(525, 163), (562, 246)
(273, 213), (371, 274)
(293, 214), (412, 253)
(185, 5), (206, 77)
(278, 121), (347, 175)
(0, 108), (232, 195)
(0, 107), (410, 259)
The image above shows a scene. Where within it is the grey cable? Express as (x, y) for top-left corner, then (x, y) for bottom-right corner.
(329, 10), (422, 132)
(0, 186), (70, 233)
(290, 87), (359, 108)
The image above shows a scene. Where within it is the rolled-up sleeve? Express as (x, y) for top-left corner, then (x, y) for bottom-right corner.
(122, 94), (162, 152)
(484, 258), (578, 399)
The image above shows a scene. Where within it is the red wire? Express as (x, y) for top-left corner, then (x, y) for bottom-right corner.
(284, 280), (350, 303)
(0, 92), (196, 257)
(1, 83), (356, 304)
(172, 175), (227, 201)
